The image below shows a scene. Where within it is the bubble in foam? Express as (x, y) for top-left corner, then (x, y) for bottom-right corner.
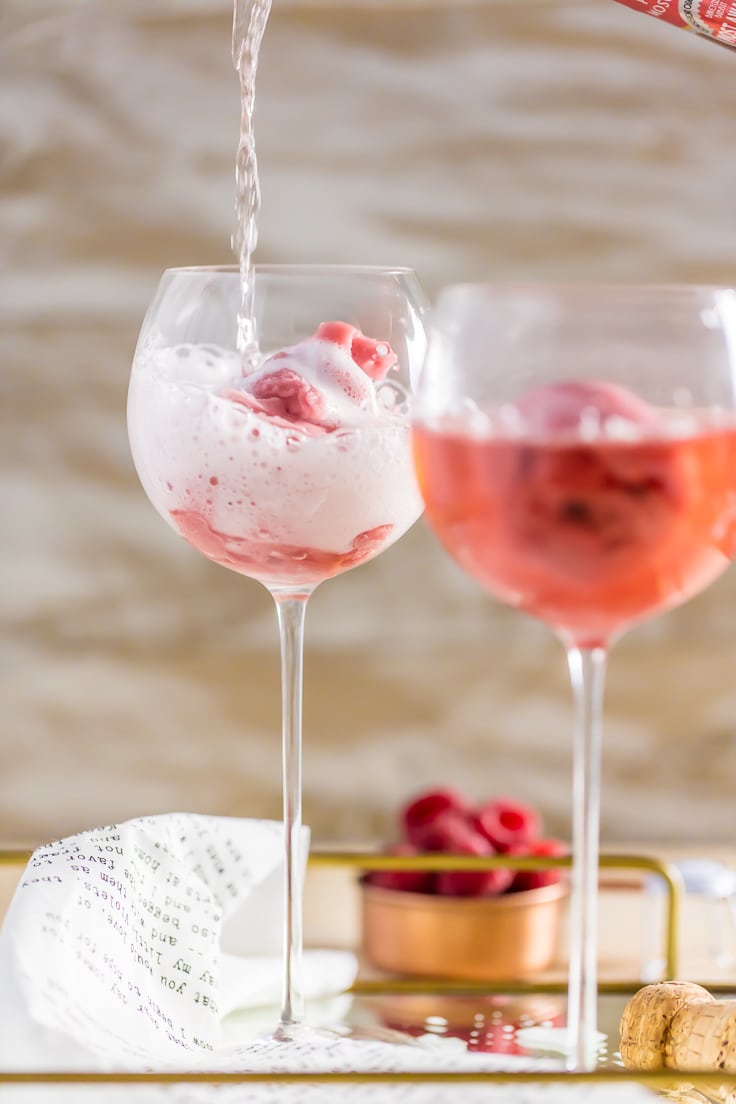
(130, 343), (423, 562)
(604, 415), (641, 441)
(579, 405), (603, 441)
(452, 397), (490, 436)
(665, 412), (703, 438)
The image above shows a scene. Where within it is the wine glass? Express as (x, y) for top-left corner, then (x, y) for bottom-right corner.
(412, 284), (736, 1072)
(128, 264), (428, 1040)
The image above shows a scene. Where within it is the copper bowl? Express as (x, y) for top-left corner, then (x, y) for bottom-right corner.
(361, 881), (568, 981)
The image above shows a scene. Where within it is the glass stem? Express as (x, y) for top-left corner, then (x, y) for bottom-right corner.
(273, 591), (311, 1036)
(565, 644), (607, 1072)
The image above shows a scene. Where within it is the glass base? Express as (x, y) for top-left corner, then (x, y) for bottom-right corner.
(271, 1019), (425, 1048)
(515, 1024), (607, 1064)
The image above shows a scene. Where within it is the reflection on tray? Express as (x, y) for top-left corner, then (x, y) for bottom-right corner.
(364, 992), (566, 1056)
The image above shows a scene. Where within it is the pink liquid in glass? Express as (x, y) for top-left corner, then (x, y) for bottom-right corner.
(414, 415), (736, 647)
(129, 324), (422, 590)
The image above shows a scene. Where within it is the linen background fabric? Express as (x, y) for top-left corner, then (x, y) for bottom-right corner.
(2, 0), (736, 844)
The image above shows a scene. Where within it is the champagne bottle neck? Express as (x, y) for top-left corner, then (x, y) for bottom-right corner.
(611, 0), (736, 49)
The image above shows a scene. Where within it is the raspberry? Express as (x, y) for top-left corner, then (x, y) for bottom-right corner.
(430, 813), (513, 897)
(510, 839), (568, 892)
(418, 810), (478, 853)
(400, 788), (468, 848)
(364, 843), (433, 894)
(471, 798), (541, 853)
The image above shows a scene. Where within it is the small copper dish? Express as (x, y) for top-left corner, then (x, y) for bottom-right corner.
(361, 881), (568, 981)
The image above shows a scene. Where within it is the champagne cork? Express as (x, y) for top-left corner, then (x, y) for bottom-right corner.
(621, 982), (736, 1104)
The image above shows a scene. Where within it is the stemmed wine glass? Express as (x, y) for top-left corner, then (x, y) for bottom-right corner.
(412, 284), (736, 1071)
(128, 264), (428, 1039)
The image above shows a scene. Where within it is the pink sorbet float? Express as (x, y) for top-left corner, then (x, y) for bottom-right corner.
(127, 321), (423, 590)
(514, 379), (660, 435)
(413, 379), (736, 645)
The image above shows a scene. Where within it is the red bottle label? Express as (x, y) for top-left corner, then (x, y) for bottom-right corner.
(612, 0), (736, 45)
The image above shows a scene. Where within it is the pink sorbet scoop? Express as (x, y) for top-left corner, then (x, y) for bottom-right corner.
(514, 379), (660, 435)
(504, 379), (686, 580)
(223, 321), (397, 432)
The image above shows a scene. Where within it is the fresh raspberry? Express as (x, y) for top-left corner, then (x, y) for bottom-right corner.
(430, 813), (513, 897)
(400, 788), (469, 848)
(417, 810), (477, 853)
(364, 843), (433, 894)
(471, 798), (542, 853)
(510, 839), (568, 892)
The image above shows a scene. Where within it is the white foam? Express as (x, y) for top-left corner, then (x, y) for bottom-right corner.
(152, 342), (241, 388)
(419, 404), (732, 446)
(127, 343), (423, 556)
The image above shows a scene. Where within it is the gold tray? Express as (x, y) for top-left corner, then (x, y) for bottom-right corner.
(0, 847), (731, 1100)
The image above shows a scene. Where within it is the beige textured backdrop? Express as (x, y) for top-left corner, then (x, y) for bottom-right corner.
(3, 0), (736, 847)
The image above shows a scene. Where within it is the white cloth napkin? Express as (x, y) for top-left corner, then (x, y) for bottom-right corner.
(0, 813), (356, 1070)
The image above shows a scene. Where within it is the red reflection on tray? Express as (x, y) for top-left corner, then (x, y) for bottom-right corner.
(378, 995), (565, 1055)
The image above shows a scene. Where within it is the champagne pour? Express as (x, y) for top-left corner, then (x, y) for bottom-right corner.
(232, 0), (273, 367)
